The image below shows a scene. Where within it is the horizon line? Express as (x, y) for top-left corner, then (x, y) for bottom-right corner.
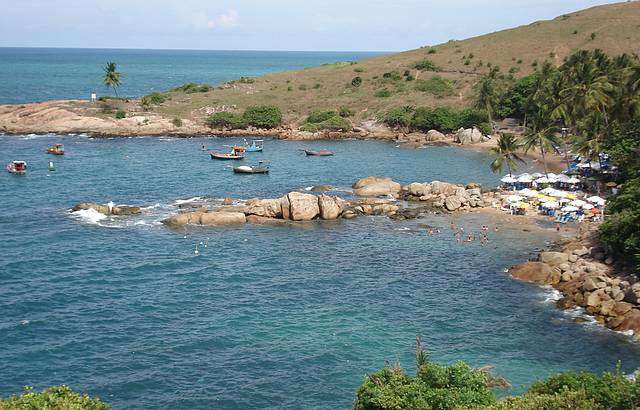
(0, 45), (393, 54)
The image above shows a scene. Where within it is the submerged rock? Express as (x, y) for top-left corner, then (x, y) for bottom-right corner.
(72, 202), (141, 216)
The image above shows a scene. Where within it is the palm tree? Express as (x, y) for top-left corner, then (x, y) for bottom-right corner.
(522, 120), (559, 177)
(103, 62), (122, 97)
(490, 133), (525, 177)
(475, 68), (501, 134)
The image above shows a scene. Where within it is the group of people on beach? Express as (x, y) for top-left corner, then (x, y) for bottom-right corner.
(445, 221), (499, 246)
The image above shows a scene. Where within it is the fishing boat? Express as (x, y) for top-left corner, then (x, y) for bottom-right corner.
(233, 161), (270, 174)
(244, 139), (264, 152)
(210, 145), (246, 160)
(47, 143), (65, 155)
(6, 160), (27, 174)
(304, 149), (334, 156)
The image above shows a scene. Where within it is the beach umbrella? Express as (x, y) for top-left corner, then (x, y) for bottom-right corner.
(501, 176), (517, 183)
(582, 203), (594, 210)
(536, 177), (552, 184)
(516, 202), (530, 209)
(542, 201), (559, 209)
(590, 207), (601, 214)
(506, 195), (523, 203)
(517, 175), (532, 183)
(537, 195), (554, 202)
(567, 177), (581, 184)
(556, 174), (571, 183)
(567, 193), (577, 199)
(550, 190), (569, 198)
(558, 198), (570, 204)
(520, 188), (538, 197)
(569, 199), (586, 207)
(532, 172), (544, 178)
(561, 205), (579, 212)
(587, 196), (606, 205)
(606, 182), (618, 187)
(541, 187), (557, 195)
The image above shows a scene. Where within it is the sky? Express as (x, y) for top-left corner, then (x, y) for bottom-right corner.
(0, 0), (623, 52)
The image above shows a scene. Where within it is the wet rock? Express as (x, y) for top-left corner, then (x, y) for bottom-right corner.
(510, 261), (560, 285)
(615, 309), (640, 337)
(72, 202), (141, 216)
(309, 185), (335, 192)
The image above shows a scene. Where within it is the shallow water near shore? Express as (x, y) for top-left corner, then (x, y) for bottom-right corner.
(1, 135), (640, 409)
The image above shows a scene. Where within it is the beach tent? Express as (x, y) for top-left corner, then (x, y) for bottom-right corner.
(561, 205), (580, 212)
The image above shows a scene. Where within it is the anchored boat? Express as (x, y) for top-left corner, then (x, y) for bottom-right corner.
(233, 161), (270, 174)
(304, 149), (334, 156)
(6, 160), (27, 174)
(47, 143), (65, 155)
(244, 139), (264, 152)
(210, 146), (246, 160)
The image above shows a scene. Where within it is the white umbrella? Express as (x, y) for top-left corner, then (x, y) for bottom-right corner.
(561, 205), (580, 212)
(567, 177), (581, 184)
(520, 188), (539, 197)
(532, 172), (544, 178)
(541, 187), (557, 195)
(556, 174), (571, 183)
(582, 203), (594, 210)
(501, 176), (517, 183)
(506, 195), (524, 203)
(577, 163), (592, 168)
(587, 196), (606, 205)
(542, 201), (559, 209)
(558, 198), (571, 204)
(550, 190), (569, 198)
(569, 199), (586, 207)
(517, 175), (533, 183)
(536, 177), (552, 184)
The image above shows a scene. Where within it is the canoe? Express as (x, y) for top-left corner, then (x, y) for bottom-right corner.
(304, 149), (334, 156)
(233, 165), (269, 174)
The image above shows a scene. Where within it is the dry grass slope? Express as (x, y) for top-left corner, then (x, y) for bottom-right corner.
(150, 1), (640, 126)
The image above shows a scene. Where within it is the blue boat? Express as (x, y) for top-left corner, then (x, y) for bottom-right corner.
(244, 139), (264, 152)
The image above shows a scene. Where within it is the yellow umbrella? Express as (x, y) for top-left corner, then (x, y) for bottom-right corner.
(517, 202), (530, 209)
(606, 182), (618, 187)
(567, 193), (577, 199)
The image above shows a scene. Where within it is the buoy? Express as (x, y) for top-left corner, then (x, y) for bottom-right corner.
(48, 161), (55, 171)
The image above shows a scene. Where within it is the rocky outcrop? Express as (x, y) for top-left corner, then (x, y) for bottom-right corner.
(285, 192), (320, 221)
(72, 202), (141, 216)
(454, 127), (484, 145)
(245, 198), (283, 218)
(318, 194), (343, 220)
(162, 210), (246, 226)
(353, 176), (401, 197)
(539, 252), (569, 267)
(400, 181), (487, 212)
(510, 262), (560, 285)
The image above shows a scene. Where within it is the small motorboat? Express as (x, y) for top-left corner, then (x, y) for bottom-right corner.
(6, 160), (27, 174)
(244, 139), (264, 152)
(211, 145), (246, 160)
(304, 149), (334, 156)
(233, 161), (270, 174)
(47, 143), (65, 155)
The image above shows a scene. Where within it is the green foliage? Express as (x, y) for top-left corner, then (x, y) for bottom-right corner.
(299, 84), (307, 91)
(383, 106), (414, 128)
(600, 179), (640, 271)
(173, 83), (212, 93)
(414, 76), (455, 98)
(206, 112), (247, 129)
(238, 76), (255, 84)
(301, 115), (351, 132)
(172, 117), (183, 127)
(114, 110), (126, 119)
(102, 62), (122, 97)
(306, 110), (337, 124)
(242, 105), (283, 129)
(339, 106), (354, 117)
(354, 67), (365, 73)
(488, 389), (598, 409)
(414, 59), (440, 72)
(140, 92), (167, 109)
(351, 76), (363, 87)
(0, 385), (109, 409)
(427, 48), (437, 54)
(313, 83), (323, 89)
(375, 89), (392, 98)
(383, 71), (402, 81)
(382, 107), (487, 132)
(490, 133), (525, 176)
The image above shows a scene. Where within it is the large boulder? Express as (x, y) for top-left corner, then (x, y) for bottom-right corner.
(425, 129), (446, 141)
(444, 196), (462, 211)
(406, 182), (430, 197)
(353, 176), (401, 197)
(318, 194), (343, 220)
(430, 181), (458, 196)
(162, 211), (202, 226)
(72, 202), (141, 216)
(286, 192), (320, 221)
(539, 252), (569, 267)
(510, 262), (560, 285)
(454, 127), (484, 145)
(246, 215), (288, 225)
(200, 212), (246, 225)
(245, 198), (283, 218)
(615, 309), (640, 337)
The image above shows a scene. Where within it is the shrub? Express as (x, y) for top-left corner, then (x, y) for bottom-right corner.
(382, 71), (402, 81)
(243, 105), (282, 129)
(301, 115), (351, 132)
(287, 86), (293, 91)
(173, 83), (212, 93)
(382, 107), (414, 128)
(406, 75), (415, 81)
(172, 117), (183, 127)
(600, 178), (640, 270)
(339, 106), (354, 117)
(590, 32), (597, 40)
(238, 76), (255, 84)
(414, 59), (439, 71)
(351, 76), (363, 87)
(354, 67), (365, 73)
(0, 385), (109, 409)
(140, 92), (167, 109)
(427, 48), (437, 54)
(206, 112), (247, 129)
(374, 89), (392, 98)
(306, 110), (337, 124)
(115, 110), (126, 119)
(313, 83), (322, 89)
(298, 84), (307, 91)
(414, 76), (455, 98)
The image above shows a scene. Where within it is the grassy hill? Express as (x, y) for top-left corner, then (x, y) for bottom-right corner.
(147, 1), (640, 126)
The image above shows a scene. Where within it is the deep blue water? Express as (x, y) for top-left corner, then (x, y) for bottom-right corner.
(1, 135), (640, 409)
(0, 48), (384, 104)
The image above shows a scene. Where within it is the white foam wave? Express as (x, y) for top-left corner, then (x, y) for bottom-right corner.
(304, 186), (313, 191)
(174, 197), (202, 205)
(541, 286), (562, 303)
(71, 209), (107, 225)
(396, 227), (411, 231)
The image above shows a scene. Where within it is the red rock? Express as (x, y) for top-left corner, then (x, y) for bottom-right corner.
(510, 262), (560, 285)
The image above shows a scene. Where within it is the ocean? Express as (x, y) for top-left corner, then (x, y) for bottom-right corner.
(1, 135), (640, 409)
(0, 48), (385, 104)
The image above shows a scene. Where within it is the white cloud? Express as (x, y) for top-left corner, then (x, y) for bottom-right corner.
(191, 9), (239, 31)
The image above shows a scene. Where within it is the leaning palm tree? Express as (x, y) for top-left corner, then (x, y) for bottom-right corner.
(522, 116), (559, 177)
(490, 133), (525, 177)
(103, 62), (122, 97)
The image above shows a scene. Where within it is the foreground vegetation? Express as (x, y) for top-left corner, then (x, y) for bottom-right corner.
(355, 338), (640, 410)
(0, 386), (109, 409)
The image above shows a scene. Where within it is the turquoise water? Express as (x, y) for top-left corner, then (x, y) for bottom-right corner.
(0, 48), (384, 104)
(1, 135), (640, 409)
